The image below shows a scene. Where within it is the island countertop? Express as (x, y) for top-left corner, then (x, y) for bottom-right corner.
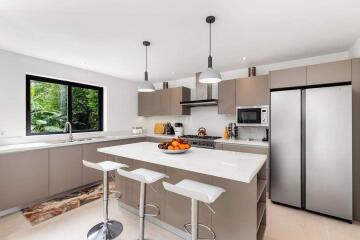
(98, 142), (267, 183)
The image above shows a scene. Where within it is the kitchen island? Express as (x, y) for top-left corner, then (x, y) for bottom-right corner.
(98, 142), (267, 240)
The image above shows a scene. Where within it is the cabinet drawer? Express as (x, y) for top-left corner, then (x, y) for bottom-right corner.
(222, 144), (268, 154)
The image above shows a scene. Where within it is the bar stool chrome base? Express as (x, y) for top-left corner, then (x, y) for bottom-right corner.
(87, 220), (123, 240)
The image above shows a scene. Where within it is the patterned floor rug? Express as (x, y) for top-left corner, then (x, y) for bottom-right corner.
(22, 182), (111, 225)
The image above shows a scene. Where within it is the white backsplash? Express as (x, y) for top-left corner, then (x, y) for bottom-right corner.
(136, 106), (267, 140)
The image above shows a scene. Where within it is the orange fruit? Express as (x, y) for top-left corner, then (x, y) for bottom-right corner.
(184, 144), (190, 149)
(172, 141), (180, 147)
(168, 145), (174, 150)
(174, 146), (180, 150)
(179, 144), (186, 150)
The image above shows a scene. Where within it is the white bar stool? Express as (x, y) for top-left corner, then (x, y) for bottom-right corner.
(117, 168), (168, 240)
(163, 179), (226, 240)
(83, 160), (128, 240)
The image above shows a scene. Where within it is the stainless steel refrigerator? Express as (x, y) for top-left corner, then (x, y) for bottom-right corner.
(270, 85), (352, 221)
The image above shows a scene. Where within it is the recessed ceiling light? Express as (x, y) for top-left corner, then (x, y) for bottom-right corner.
(242, 57), (247, 61)
(171, 72), (175, 75)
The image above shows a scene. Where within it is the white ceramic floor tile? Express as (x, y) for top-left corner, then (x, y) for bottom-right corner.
(1, 198), (360, 240)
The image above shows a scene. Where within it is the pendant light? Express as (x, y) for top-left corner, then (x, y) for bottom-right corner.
(199, 16), (222, 84)
(138, 41), (155, 92)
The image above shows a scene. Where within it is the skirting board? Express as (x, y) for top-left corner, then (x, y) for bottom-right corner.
(118, 201), (190, 240)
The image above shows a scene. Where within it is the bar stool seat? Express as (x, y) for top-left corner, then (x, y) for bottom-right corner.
(118, 168), (168, 184)
(163, 179), (225, 240)
(166, 179), (226, 204)
(83, 160), (128, 240)
(117, 168), (168, 240)
(85, 160), (127, 172)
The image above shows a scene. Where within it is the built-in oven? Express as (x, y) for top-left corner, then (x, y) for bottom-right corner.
(236, 105), (269, 126)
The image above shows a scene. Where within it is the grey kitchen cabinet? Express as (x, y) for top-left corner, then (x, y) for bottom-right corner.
(146, 136), (172, 143)
(169, 87), (191, 115)
(138, 92), (154, 116)
(222, 143), (268, 154)
(138, 87), (190, 116)
(82, 141), (117, 185)
(218, 79), (236, 114)
(215, 143), (223, 150)
(160, 88), (171, 115)
(0, 150), (49, 211)
(211, 176), (257, 240)
(49, 146), (83, 196)
(269, 67), (307, 89)
(82, 139), (145, 185)
(152, 90), (162, 116)
(236, 75), (269, 106)
(307, 60), (352, 85)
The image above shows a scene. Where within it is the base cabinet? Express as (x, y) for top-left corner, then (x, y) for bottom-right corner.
(0, 150), (49, 211)
(49, 146), (83, 196)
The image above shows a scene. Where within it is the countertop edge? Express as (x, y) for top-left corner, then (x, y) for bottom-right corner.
(0, 134), (269, 154)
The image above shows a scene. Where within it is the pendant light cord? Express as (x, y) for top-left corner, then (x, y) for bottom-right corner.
(146, 45), (148, 72)
(209, 22), (212, 57)
(145, 44), (149, 81)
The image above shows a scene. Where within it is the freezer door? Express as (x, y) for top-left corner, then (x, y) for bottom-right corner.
(270, 90), (302, 207)
(306, 85), (352, 220)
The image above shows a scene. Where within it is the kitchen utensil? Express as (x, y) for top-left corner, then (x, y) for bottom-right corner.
(154, 123), (166, 134)
(197, 127), (207, 137)
(165, 122), (175, 135)
(174, 123), (184, 137)
(132, 127), (143, 135)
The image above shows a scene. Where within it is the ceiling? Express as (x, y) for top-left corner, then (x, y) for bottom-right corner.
(0, 0), (360, 82)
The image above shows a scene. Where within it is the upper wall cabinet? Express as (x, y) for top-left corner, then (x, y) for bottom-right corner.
(307, 60), (352, 85)
(218, 80), (236, 114)
(236, 75), (269, 106)
(269, 67), (307, 89)
(138, 87), (190, 116)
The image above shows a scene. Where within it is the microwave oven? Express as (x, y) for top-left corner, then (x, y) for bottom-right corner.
(236, 105), (269, 126)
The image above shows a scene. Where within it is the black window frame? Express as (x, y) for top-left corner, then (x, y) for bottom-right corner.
(26, 74), (104, 136)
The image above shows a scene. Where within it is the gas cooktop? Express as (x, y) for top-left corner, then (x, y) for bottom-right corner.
(181, 135), (221, 140)
(181, 135), (221, 149)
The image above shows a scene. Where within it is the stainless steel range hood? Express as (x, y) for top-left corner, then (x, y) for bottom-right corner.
(180, 73), (218, 107)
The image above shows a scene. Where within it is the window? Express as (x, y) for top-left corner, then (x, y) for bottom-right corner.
(26, 75), (103, 135)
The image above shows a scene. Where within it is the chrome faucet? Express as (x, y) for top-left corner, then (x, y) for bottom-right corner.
(64, 121), (73, 142)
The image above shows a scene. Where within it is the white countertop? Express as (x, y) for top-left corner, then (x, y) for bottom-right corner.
(0, 133), (268, 154)
(215, 138), (269, 147)
(98, 142), (267, 183)
(0, 134), (147, 154)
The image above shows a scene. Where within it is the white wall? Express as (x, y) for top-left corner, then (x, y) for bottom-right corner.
(350, 37), (360, 58)
(0, 49), (138, 137)
(138, 51), (350, 138)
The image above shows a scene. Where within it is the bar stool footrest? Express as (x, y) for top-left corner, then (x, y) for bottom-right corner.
(184, 223), (216, 240)
(144, 203), (160, 217)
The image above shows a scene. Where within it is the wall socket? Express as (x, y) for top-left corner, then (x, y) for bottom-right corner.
(0, 130), (6, 136)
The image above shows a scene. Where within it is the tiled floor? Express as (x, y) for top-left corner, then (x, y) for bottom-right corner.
(0, 198), (359, 240)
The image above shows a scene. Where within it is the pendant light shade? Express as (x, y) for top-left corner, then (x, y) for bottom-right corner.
(199, 16), (222, 84)
(199, 68), (222, 84)
(138, 80), (155, 92)
(138, 41), (155, 92)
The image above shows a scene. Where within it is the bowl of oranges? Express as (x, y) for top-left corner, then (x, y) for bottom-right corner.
(158, 138), (191, 154)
